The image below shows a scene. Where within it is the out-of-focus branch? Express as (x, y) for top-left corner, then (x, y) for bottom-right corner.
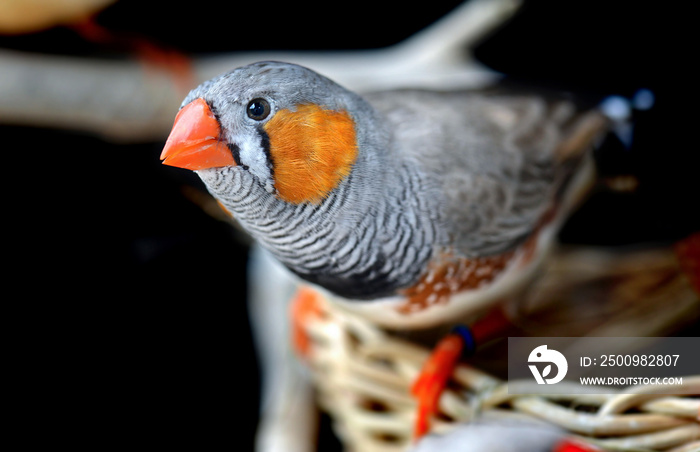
(0, 49), (183, 141)
(0, 0), (521, 142)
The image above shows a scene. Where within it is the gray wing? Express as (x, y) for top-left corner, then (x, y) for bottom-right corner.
(367, 87), (609, 257)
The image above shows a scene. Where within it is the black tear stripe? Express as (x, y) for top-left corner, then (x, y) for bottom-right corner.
(204, 98), (219, 118)
(257, 126), (274, 176)
(203, 99), (241, 168)
(227, 142), (244, 167)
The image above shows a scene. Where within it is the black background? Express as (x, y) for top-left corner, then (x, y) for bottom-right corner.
(4, 0), (696, 449)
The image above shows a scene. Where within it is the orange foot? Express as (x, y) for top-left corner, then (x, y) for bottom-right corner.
(289, 286), (323, 359)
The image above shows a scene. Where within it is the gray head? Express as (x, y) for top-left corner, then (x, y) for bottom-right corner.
(163, 61), (384, 203)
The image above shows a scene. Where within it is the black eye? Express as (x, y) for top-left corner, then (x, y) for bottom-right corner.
(247, 98), (271, 120)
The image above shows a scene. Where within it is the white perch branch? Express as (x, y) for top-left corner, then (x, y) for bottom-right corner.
(0, 0), (520, 142)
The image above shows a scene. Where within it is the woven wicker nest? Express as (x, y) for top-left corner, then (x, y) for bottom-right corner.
(300, 246), (700, 452)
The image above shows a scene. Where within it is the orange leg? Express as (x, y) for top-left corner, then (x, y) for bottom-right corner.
(411, 333), (464, 438)
(411, 307), (511, 440)
(289, 286), (323, 359)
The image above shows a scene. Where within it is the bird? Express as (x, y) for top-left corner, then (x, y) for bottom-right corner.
(160, 60), (611, 439)
(161, 60), (608, 326)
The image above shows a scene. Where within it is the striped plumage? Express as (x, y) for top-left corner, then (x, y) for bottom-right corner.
(199, 140), (440, 300)
(162, 61), (609, 328)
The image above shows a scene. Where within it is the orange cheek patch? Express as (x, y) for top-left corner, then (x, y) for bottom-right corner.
(264, 104), (358, 204)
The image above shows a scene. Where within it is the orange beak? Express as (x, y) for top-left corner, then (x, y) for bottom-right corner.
(160, 98), (236, 170)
